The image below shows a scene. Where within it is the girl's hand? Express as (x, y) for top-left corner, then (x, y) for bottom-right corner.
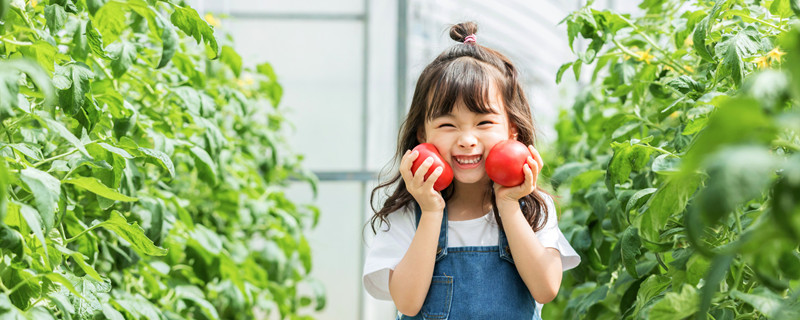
(494, 145), (543, 207)
(400, 149), (446, 214)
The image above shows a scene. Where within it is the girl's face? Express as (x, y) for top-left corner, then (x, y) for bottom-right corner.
(419, 86), (517, 185)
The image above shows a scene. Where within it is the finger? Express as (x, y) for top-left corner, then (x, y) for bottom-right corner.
(424, 166), (444, 190)
(413, 156), (435, 186)
(528, 145), (544, 170)
(523, 163), (534, 190)
(527, 155), (540, 176)
(399, 150), (414, 182)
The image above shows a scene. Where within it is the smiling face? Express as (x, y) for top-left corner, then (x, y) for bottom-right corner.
(418, 84), (517, 185)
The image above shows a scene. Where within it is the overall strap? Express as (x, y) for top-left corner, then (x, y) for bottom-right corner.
(498, 200), (525, 263)
(414, 202), (448, 261)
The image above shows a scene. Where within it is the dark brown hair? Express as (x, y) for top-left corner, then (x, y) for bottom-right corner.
(368, 21), (552, 234)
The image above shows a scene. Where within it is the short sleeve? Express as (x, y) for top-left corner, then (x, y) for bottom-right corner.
(535, 192), (581, 271)
(362, 207), (416, 301)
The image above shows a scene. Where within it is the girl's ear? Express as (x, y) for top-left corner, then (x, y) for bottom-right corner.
(509, 124), (519, 140)
(417, 129), (426, 144)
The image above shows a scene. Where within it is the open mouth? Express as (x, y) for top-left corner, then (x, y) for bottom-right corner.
(453, 155), (482, 166)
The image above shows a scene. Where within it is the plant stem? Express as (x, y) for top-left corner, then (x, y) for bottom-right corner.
(65, 224), (103, 243)
(33, 148), (79, 167)
(0, 36), (33, 46)
(7, 275), (43, 295)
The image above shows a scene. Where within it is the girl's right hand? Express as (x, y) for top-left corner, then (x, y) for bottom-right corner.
(400, 149), (446, 214)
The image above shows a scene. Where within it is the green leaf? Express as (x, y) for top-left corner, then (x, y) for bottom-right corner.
(18, 202), (49, 265)
(45, 273), (88, 301)
(45, 4), (67, 34)
(189, 146), (217, 185)
(55, 62), (94, 115)
(174, 285), (221, 319)
(95, 210), (167, 256)
(571, 169), (605, 193)
(634, 275), (670, 317)
(626, 188), (657, 213)
(648, 284), (699, 320)
(64, 176), (138, 202)
(682, 117), (708, 136)
(20, 167), (61, 231)
(0, 226), (24, 257)
(138, 147), (175, 178)
(220, 45), (242, 77)
(682, 97), (775, 172)
(730, 288), (783, 319)
(696, 146), (774, 225)
(93, 0), (126, 46)
(639, 173), (701, 243)
(170, 5), (219, 58)
(18, 41), (57, 76)
(64, 273), (111, 318)
(608, 140), (658, 185)
(692, 0), (730, 62)
(667, 75), (704, 94)
(55, 244), (103, 281)
(556, 62), (573, 84)
(97, 142), (134, 159)
(651, 154), (681, 175)
(769, 0), (796, 19)
(620, 227), (642, 278)
(107, 41), (137, 78)
(714, 26), (760, 86)
(155, 13), (178, 68)
(188, 224), (223, 256)
(40, 116), (91, 158)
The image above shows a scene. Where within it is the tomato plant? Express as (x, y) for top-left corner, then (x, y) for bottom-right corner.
(486, 139), (530, 187)
(0, 0), (322, 319)
(411, 143), (453, 191)
(546, 0), (800, 319)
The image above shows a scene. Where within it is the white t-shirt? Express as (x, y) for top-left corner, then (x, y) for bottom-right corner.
(362, 192), (581, 301)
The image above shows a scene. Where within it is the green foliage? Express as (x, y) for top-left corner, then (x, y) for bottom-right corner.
(1, 1), (321, 319)
(548, 1), (800, 319)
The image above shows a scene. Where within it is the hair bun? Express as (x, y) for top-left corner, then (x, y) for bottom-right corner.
(449, 22), (478, 43)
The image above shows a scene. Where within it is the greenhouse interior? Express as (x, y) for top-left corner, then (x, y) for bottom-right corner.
(1, 0), (799, 319)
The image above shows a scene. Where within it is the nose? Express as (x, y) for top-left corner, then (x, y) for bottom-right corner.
(458, 132), (477, 149)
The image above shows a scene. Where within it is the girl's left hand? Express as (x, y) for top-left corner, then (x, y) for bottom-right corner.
(493, 145), (543, 205)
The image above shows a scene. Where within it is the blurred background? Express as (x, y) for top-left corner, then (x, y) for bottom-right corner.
(184, 0), (631, 318)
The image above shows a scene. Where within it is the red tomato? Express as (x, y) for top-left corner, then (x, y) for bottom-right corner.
(410, 143), (453, 191)
(485, 140), (531, 187)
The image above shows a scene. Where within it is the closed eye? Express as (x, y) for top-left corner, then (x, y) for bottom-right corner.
(438, 123), (454, 128)
(479, 121), (494, 126)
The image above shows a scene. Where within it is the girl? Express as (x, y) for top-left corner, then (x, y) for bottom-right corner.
(363, 22), (580, 319)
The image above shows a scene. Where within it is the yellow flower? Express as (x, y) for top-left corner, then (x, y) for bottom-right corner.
(753, 56), (769, 69)
(669, 111), (681, 119)
(767, 47), (786, 64)
(205, 13), (220, 27)
(635, 48), (654, 64)
(684, 65), (694, 72)
(29, 0), (37, 7)
(684, 36), (693, 47)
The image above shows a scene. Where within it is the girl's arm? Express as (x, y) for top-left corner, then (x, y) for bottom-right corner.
(390, 149), (448, 315)
(496, 202), (563, 304)
(389, 210), (443, 316)
(494, 145), (562, 304)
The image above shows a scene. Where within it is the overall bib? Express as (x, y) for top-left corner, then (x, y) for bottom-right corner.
(398, 203), (542, 320)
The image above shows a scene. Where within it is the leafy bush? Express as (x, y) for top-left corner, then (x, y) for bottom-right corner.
(1, 0), (322, 319)
(547, 0), (800, 319)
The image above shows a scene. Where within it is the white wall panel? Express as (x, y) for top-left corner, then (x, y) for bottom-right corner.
(199, 0), (364, 15)
(224, 20), (365, 172)
(285, 181), (364, 319)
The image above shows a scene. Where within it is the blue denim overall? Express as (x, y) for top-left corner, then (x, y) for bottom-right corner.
(398, 203), (542, 320)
